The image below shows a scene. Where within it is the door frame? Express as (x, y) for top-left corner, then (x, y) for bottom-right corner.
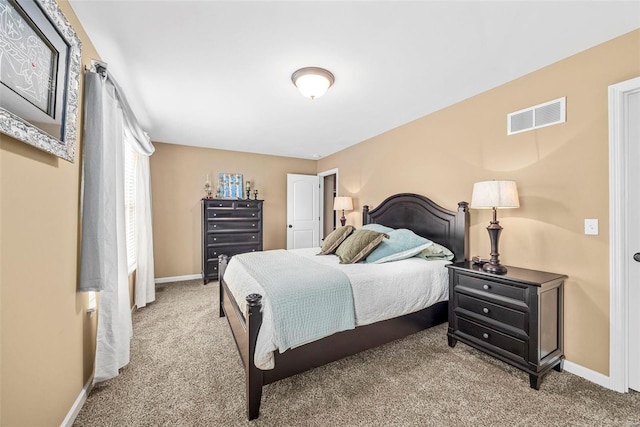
(609, 76), (640, 393)
(318, 168), (339, 239)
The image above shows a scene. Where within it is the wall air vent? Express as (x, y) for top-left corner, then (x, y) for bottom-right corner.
(507, 97), (566, 135)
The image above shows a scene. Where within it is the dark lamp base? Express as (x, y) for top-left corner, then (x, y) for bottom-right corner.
(483, 262), (508, 275)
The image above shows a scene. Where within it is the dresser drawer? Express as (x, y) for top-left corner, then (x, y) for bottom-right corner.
(455, 293), (528, 336)
(235, 201), (261, 209)
(207, 233), (260, 245)
(457, 317), (527, 362)
(206, 209), (260, 219)
(207, 220), (261, 233)
(455, 274), (528, 304)
(203, 260), (219, 277)
(207, 243), (261, 259)
(206, 200), (235, 208)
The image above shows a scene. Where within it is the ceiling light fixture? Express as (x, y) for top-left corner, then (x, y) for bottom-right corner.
(291, 67), (335, 100)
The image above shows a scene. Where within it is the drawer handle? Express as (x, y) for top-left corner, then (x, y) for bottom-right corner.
(246, 204), (250, 207)
(252, 236), (256, 239)
(483, 284), (490, 290)
(213, 214), (217, 217)
(252, 249), (256, 252)
(482, 333), (489, 339)
(218, 203), (222, 207)
(252, 213), (255, 217)
(483, 308), (490, 314)
(213, 238), (217, 241)
(213, 225), (217, 228)
(252, 224), (255, 227)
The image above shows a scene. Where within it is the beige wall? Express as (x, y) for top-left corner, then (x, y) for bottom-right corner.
(150, 143), (316, 278)
(0, 2), (99, 425)
(318, 29), (640, 375)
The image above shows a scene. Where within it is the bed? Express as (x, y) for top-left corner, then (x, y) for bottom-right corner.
(218, 193), (469, 419)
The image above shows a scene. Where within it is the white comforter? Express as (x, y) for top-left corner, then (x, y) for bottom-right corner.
(222, 247), (450, 369)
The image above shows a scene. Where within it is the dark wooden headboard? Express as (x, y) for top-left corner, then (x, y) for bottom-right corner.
(362, 193), (469, 263)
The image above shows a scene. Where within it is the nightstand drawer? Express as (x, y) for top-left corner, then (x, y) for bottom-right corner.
(455, 293), (527, 335)
(457, 317), (527, 361)
(456, 274), (527, 304)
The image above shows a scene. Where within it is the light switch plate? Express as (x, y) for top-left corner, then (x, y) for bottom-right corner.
(585, 219), (599, 235)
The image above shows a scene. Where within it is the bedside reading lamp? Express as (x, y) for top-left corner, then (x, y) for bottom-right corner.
(471, 180), (520, 274)
(333, 196), (353, 227)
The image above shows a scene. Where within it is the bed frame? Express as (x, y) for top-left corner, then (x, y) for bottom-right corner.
(218, 193), (469, 420)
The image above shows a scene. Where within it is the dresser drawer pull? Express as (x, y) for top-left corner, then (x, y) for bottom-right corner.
(482, 333), (489, 339)
(213, 213), (217, 217)
(213, 225), (217, 228)
(218, 203), (223, 207)
(252, 236), (256, 239)
(483, 284), (490, 290)
(252, 224), (256, 227)
(252, 249), (256, 252)
(246, 203), (250, 207)
(252, 213), (256, 217)
(213, 238), (217, 241)
(483, 308), (490, 314)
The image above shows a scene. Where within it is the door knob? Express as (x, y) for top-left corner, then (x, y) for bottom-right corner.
(288, 224), (293, 228)
(634, 253), (640, 262)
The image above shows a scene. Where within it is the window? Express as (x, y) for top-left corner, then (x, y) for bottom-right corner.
(124, 136), (138, 273)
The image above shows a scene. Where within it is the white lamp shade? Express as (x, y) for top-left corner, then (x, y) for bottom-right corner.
(333, 196), (353, 211)
(470, 180), (520, 209)
(292, 67), (335, 100)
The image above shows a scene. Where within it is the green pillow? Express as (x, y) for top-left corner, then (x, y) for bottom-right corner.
(335, 229), (388, 264)
(318, 225), (356, 255)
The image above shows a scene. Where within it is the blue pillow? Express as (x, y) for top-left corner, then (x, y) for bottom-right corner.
(365, 228), (433, 264)
(361, 223), (394, 234)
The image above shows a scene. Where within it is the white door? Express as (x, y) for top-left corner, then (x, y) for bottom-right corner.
(286, 174), (320, 249)
(627, 85), (640, 392)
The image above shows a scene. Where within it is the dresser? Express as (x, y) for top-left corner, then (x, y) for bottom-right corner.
(446, 262), (566, 389)
(201, 199), (263, 284)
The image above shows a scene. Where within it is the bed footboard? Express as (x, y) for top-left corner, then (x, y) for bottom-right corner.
(218, 254), (265, 420)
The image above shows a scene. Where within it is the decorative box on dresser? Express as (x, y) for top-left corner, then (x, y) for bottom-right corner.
(446, 262), (566, 389)
(201, 199), (263, 284)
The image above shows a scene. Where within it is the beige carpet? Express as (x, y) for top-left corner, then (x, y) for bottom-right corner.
(74, 280), (640, 426)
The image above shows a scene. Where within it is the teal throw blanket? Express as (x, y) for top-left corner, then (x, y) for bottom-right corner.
(233, 250), (355, 352)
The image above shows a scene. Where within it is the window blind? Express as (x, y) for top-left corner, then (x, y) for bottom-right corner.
(124, 138), (138, 273)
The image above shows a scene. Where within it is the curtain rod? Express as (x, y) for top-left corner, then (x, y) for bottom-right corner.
(84, 59), (108, 75)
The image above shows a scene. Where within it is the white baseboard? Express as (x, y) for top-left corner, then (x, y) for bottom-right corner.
(60, 376), (93, 427)
(563, 360), (613, 390)
(155, 274), (202, 284)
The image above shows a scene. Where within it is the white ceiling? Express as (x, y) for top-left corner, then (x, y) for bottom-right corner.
(68, 1), (640, 160)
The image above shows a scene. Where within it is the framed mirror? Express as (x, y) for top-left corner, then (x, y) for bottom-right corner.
(0, 0), (82, 162)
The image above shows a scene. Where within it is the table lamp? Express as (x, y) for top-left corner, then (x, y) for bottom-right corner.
(333, 196), (353, 227)
(471, 180), (520, 274)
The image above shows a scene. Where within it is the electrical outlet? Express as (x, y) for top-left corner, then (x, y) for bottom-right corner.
(585, 219), (599, 235)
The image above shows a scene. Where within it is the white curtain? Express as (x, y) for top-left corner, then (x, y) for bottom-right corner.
(134, 154), (155, 308)
(80, 67), (155, 382)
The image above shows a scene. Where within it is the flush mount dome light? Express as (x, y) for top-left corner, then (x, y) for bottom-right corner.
(291, 67), (335, 100)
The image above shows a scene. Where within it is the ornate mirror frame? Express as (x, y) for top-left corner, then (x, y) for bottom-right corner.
(0, 0), (82, 162)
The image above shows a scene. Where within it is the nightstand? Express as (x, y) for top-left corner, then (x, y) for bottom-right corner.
(446, 262), (566, 389)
